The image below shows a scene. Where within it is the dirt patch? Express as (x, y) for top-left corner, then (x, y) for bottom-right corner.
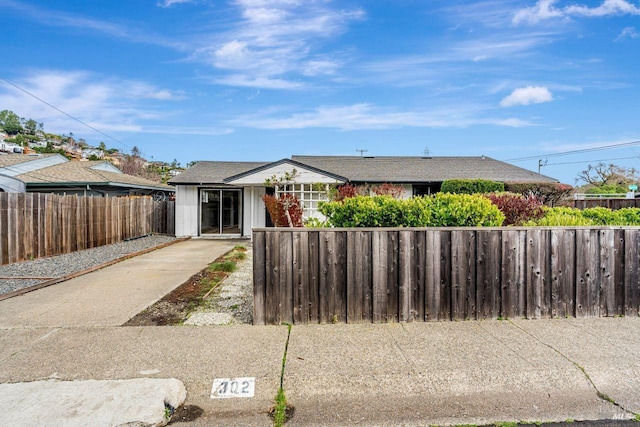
(123, 247), (246, 327)
(168, 405), (204, 424)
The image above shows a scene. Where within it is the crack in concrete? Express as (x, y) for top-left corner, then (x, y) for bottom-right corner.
(508, 320), (639, 418)
(386, 324), (417, 374)
(475, 322), (537, 368)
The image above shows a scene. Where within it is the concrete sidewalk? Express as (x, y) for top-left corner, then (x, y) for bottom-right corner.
(1, 319), (639, 426)
(0, 239), (238, 328)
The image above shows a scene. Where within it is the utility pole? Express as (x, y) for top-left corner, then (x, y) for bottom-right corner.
(538, 158), (548, 173)
(356, 149), (368, 157)
(423, 146), (430, 156)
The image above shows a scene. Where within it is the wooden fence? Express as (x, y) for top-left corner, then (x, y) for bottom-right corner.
(573, 199), (640, 209)
(0, 193), (175, 265)
(252, 227), (640, 325)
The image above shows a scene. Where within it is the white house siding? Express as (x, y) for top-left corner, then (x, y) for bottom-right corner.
(175, 185), (199, 237)
(242, 186), (266, 237)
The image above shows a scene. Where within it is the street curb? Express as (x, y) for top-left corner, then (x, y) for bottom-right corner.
(0, 237), (190, 302)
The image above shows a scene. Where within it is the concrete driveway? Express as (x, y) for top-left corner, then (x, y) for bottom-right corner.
(0, 239), (239, 328)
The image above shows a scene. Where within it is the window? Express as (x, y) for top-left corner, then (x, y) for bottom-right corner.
(275, 183), (330, 220)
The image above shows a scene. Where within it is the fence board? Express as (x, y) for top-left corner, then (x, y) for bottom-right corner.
(624, 229), (640, 316)
(413, 231), (426, 322)
(319, 231), (346, 323)
(550, 229), (576, 318)
(0, 193), (8, 265)
(576, 229), (600, 317)
(265, 231), (280, 324)
(346, 230), (372, 323)
(614, 230), (625, 315)
(451, 230), (476, 320)
(308, 231), (320, 323)
(398, 231), (415, 322)
(252, 231), (266, 325)
(293, 231), (309, 324)
(476, 230), (501, 320)
(526, 229), (550, 319)
(599, 229), (616, 317)
(501, 230), (525, 319)
(279, 231), (293, 324)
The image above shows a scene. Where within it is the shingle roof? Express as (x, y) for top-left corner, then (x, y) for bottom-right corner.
(168, 161), (271, 185)
(169, 156), (558, 186)
(0, 153), (57, 167)
(291, 155), (558, 183)
(18, 161), (173, 191)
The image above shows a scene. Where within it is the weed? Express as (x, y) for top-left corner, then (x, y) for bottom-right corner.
(494, 422), (517, 427)
(273, 387), (287, 426)
(209, 261), (236, 273)
(271, 323), (293, 427)
(164, 403), (174, 420)
(633, 413), (640, 422)
(331, 314), (339, 324)
(234, 245), (247, 251)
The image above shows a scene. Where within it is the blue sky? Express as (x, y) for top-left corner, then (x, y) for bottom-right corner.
(1, 0), (639, 185)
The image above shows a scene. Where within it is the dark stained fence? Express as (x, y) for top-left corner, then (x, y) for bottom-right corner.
(0, 193), (175, 265)
(573, 199), (640, 209)
(253, 227), (640, 325)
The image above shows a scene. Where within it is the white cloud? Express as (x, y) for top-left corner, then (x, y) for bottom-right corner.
(157, 0), (194, 7)
(214, 75), (305, 89)
(1, 0), (186, 49)
(231, 103), (535, 130)
(615, 26), (639, 41)
(500, 86), (553, 107)
(513, 0), (564, 24)
(197, 0), (364, 89)
(0, 70), (186, 137)
(513, 0), (640, 25)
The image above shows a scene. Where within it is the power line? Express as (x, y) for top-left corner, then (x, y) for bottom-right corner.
(0, 76), (130, 151)
(506, 139), (640, 162)
(544, 155), (639, 166)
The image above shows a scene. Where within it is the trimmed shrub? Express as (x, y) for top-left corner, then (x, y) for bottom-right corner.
(441, 179), (504, 195)
(484, 192), (544, 226)
(527, 208), (593, 226)
(525, 206), (640, 226)
(318, 193), (505, 227)
(428, 193), (505, 227)
(504, 182), (574, 206)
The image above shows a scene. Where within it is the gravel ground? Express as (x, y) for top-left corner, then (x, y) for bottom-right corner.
(184, 247), (253, 325)
(0, 235), (177, 296)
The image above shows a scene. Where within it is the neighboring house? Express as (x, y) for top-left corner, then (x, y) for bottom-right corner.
(0, 153), (173, 197)
(169, 155), (558, 238)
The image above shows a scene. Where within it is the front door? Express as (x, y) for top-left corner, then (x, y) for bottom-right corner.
(200, 189), (242, 235)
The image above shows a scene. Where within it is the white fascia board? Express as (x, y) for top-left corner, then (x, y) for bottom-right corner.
(226, 161), (345, 185)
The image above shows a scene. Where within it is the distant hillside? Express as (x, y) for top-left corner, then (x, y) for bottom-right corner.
(0, 109), (183, 183)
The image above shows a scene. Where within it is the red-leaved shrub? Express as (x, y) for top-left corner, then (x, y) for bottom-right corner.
(372, 183), (405, 199)
(261, 193), (304, 227)
(484, 192), (544, 226)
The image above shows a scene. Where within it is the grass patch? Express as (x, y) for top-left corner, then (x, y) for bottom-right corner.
(208, 261), (237, 273)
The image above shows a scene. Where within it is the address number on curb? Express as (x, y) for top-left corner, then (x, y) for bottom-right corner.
(211, 377), (255, 399)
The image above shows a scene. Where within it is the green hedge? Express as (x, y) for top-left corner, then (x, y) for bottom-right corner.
(318, 194), (505, 227)
(526, 206), (640, 226)
(441, 179), (504, 195)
